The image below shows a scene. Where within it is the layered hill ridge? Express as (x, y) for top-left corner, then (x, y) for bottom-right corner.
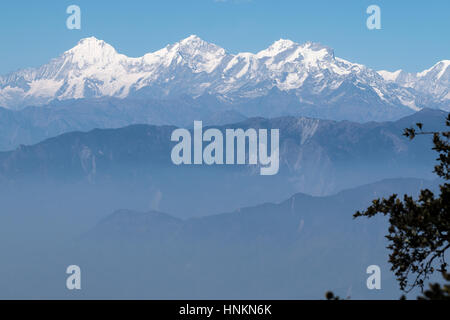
(73, 177), (438, 299)
(0, 108), (446, 216)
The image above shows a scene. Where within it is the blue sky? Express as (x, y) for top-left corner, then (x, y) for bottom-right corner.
(0, 0), (448, 74)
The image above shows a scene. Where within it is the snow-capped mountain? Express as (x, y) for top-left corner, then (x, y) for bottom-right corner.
(378, 60), (449, 104)
(0, 35), (448, 113)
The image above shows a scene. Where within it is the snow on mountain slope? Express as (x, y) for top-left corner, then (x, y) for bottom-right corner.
(0, 35), (447, 112)
(378, 60), (449, 104)
(378, 70), (403, 82)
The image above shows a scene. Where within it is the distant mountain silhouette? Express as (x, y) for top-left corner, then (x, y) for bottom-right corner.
(72, 177), (438, 299)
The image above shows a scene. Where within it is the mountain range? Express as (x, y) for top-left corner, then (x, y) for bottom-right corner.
(0, 36), (448, 128)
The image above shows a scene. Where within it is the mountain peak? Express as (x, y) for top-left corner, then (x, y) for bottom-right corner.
(257, 39), (335, 62)
(167, 34), (225, 53)
(176, 34), (221, 51)
(271, 39), (296, 48)
(260, 39), (297, 56)
(77, 36), (103, 44)
(71, 36), (115, 51)
(180, 34), (203, 44)
(65, 37), (119, 67)
(417, 59), (450, 79)
(153, 35), (227, 72)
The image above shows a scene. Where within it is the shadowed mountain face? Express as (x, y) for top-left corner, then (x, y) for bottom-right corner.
(0, 177), (437, 299)
(0, 94), (412, 153)
(0, 87), (416, 152)
(0, 109), (446, 217)
(0, 96), (248, 152)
